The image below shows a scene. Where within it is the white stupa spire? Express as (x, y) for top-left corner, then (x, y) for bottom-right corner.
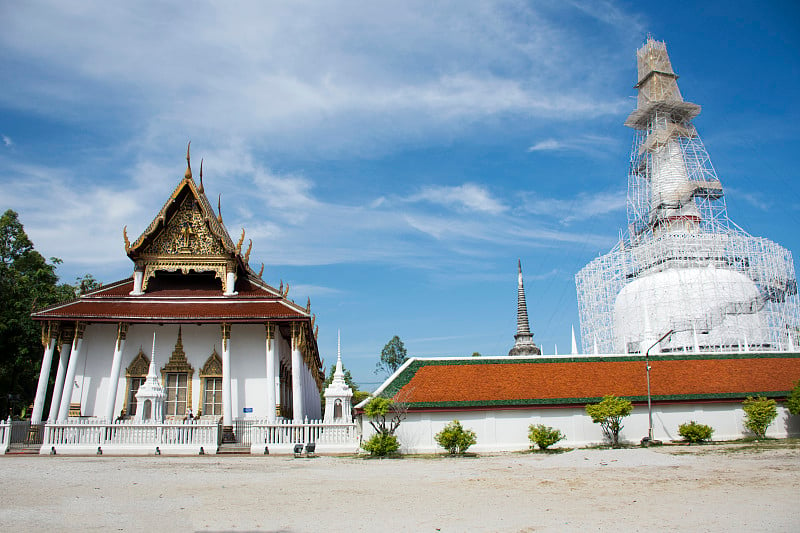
(571, 325), (578, 355)
(324, 329), (353, 423)
(509, 260), (541, 356)
(135, 332), (165, 422)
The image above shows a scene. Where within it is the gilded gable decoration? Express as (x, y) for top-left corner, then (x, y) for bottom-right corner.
(200, 348), (223, 377)
(161, 327), (195, 377)
(126, 145), (245, 295)
(126, 349), (150, 377)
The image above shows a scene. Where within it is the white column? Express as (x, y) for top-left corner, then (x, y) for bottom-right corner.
(224, 271), (237, 296)
(47, 330), (73, 422)
(57, 324), (85, 420)
(221, 323), (233, 427)
(291, 324), (304, 422)
(265, 323), (277, 422)
(130, 270), (144, 295)
(31, 323), (59, 425)
(104, 323), (128, 421)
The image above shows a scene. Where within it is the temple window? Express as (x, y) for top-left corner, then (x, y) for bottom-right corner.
(204, 377), (223, 416)
(200, 348), (223, 417)
(160, 327), (194, 418)
(124, 349), (150, 418)
(165, 373), (188, 416)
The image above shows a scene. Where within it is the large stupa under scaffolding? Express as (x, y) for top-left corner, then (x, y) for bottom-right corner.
(575, 37), (799, 355)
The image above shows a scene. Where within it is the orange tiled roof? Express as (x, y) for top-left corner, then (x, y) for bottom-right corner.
(378, 355), (800, 408)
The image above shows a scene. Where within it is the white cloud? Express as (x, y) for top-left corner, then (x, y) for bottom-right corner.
(2, 135), (12, 147)
(406, 183), (506, 214)
(725, 187), (771, 211)
(527, 135), (619, 156)
(0, 2), (639, 157)
(519, 190), (626, 226)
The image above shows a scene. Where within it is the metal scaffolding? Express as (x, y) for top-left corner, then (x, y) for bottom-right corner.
(575, 38), (799, 354)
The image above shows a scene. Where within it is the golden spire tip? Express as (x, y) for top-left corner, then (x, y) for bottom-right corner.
(185, 141), (192, 179)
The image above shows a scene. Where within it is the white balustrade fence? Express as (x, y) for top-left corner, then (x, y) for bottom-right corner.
(250, 419), (360, 454)
(42, 418), (218, 455)
(0, 420), (10, 454)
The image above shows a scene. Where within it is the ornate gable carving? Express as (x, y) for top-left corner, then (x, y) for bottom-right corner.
(200, 348), (223, 377)
(143, 194), (225, 256)
(126, 349), (150, 377)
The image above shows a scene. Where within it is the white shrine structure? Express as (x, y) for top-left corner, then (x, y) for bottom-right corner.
(24, 146), (360, 454)
(323, 332), (354, 424)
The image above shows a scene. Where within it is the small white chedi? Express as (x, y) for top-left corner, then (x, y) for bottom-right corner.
(134, 334), (166, 422)
(323, 331), (353, 423)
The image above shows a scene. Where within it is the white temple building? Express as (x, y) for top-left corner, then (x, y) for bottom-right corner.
(29, 146), (324, 445)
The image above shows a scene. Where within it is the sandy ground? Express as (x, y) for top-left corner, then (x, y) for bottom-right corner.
(0, 444), (798, 532)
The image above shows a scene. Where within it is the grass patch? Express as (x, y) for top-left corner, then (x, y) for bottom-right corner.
(518, 447), (573, 455)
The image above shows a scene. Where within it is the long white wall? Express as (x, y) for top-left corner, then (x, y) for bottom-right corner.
(65, 323), (320, 420)
(363, 403), (800, 454)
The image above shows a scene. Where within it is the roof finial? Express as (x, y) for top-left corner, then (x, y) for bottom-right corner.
(185, 141), (192, 180)
(244, 239), (252, 263)
(198, 158), (204, 192)
(236, 229), (245, 254)
(217, 194), (223, 223)
(258, 263), (264, 277)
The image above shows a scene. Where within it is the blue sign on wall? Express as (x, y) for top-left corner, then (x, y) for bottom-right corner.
(243, 407), (253, 413)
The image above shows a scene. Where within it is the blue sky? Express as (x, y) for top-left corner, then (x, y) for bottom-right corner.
(2, 1), (799, 389)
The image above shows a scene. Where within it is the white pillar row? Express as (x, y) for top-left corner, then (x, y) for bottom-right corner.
(221, 323), (233, 428)
(31, 323), (60, 425)
(265, 323), (277, 422)
(48, 326), (74, 422)
(291, 323), (304, 422)
(104, 323), (129, 421)
(57, 323), (86, 421)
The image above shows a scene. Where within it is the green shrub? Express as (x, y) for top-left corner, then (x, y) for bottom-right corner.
(434, 420), (477, 455)
(361, 433), (400, 456)
(585, 395), (633, 448)
(742, 396), (778, 439)
(528, 424), (565, 450)
(677, 421), (714, 443)
(786, 380), (800, 416)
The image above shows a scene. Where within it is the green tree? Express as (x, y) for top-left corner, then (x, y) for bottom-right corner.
(375, 335), (408, 376)
(73, 273), (102, 296)
(0, 210), (78, 417)
(361, 395), (407, 456)
(471, 352), (481, 357)
(435, 420), (477, 454)
(585, 395), (633, 448)
(786, 380), (800, 416)
(742, 396), (778, 439)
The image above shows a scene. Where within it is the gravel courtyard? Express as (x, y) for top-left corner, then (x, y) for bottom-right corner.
(1, 443), (797, 532)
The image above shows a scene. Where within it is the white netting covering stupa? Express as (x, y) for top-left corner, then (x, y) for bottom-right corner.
(575, 38), (799, 354)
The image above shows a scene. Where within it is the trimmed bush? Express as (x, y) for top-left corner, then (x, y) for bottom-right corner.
(528, 424), (565, 450)
(361, 433), (400, 456)
(585, 395), (633, 448)
(435, 420), (477, 455)
(678, 421), (714, 443)
(742, 396), (778, 439)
